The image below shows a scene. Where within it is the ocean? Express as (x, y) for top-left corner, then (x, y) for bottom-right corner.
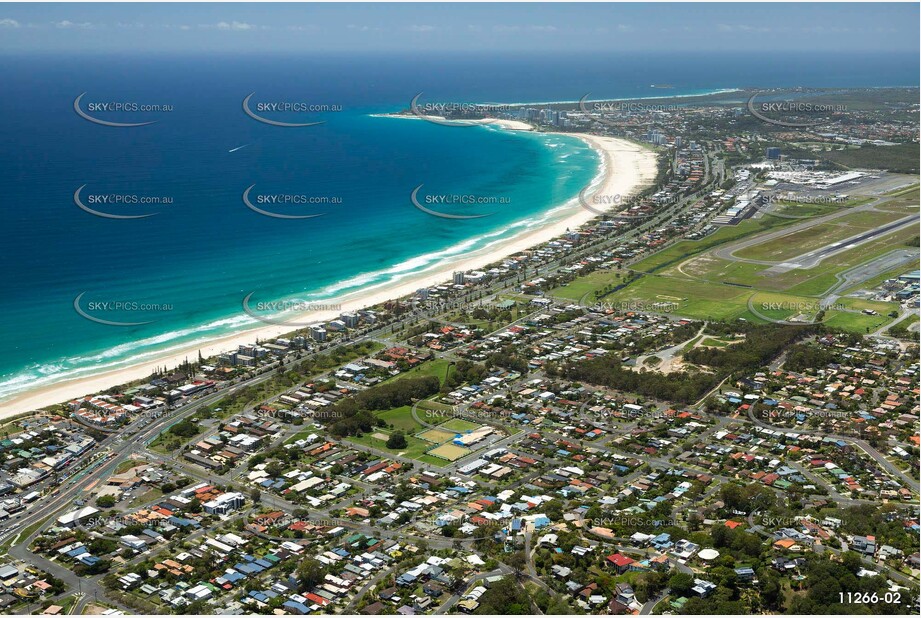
(0, 51), (917, 401)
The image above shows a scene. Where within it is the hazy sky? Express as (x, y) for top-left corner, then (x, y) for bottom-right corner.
(0, 2), (917, 53)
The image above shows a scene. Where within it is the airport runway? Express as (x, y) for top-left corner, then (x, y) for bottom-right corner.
(713, 209), (918, 269)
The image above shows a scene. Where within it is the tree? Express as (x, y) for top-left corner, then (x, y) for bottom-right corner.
(668, 571), (694, 596)
(386, 431), (407, 449)
(474, 577), (531, 614)
(542, 591), (573, 615)
(296, 558), (327, 592)
(96, 495), (116, 508)
(506, 550), (527, 578)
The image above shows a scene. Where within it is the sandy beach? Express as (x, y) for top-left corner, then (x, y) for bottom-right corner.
(0, 124), (656, 419)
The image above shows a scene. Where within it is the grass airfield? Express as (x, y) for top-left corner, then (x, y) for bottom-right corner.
(564, 186), (919, 333)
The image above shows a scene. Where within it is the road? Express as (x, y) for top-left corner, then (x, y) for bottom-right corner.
(744, 407), (919, 494)
(746, 511), (918, 587)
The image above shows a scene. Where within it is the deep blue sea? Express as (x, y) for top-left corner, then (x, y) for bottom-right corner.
(0, 51), (917, 401)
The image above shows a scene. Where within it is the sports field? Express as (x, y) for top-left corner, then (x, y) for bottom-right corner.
(428, 443), (471, 461)
(418, 428), (456, 444)
(441, 418), (481, 432)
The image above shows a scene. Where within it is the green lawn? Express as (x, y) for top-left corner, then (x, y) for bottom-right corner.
(888, 314), (920, 339)
(416, 399), (456, 425)
(748, 291), (826, 322)
(417, 454), (452, 467)
(837, 297), (901, 315)
(604, 275), (754, 321)
(114, 459), (142, 474)
(875, 188), (919, 213)
(821, 310), (894, 333)
(440, 418), (480, 432)
(385, 358), (455, 386)
(285, 429), (322, 445)
(606, 222), (915, 334)
(376, 405), (424, 433)
(768, 196), (870, 219)
(346, 430), (433, 460)
(884, 185), (919, 198)
(783, 226), (917, 295)
(550, 269), (627, 302)
(631, 216), (799, 274)
(666, 225), (916, 298)
(735, 210), (903, 262)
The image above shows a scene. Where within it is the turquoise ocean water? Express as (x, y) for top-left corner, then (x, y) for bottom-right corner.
(0, 51), (915, 401)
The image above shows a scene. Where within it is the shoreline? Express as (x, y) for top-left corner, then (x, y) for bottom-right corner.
(0, 127), (657, 419)
(372, 87), (743, 110)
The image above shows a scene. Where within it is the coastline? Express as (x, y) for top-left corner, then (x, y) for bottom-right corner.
(0, 126), (657, 419)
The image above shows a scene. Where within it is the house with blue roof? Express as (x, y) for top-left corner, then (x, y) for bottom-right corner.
(168, 516), (199, 528)
(283, 600), (310, 615)
(651, 533), (672, 549)
(222, 570), (245, 584)
(533, 515), (551, 528)
(235, 563), (261, 575)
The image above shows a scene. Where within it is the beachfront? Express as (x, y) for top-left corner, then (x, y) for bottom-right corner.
(0, 123), (656, 419)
